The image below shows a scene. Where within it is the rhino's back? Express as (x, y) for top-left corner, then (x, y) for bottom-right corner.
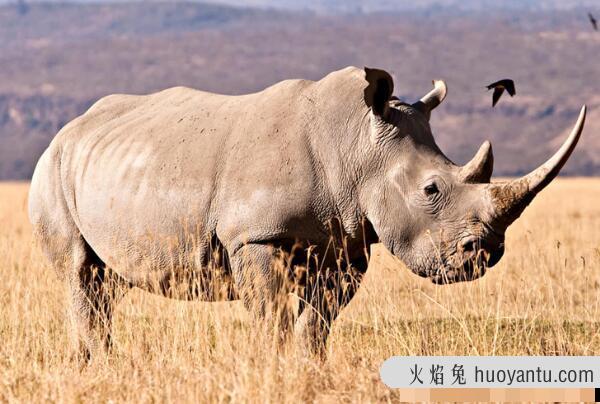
(42, 78), (324, 280)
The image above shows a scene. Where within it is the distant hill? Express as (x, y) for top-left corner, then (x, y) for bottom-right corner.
(0, 2), (599, 179)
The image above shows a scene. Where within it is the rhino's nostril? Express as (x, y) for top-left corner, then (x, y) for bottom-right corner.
(461, 239), (477, 253)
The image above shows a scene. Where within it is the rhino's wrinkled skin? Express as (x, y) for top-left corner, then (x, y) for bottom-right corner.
(28, 67), (586, 359)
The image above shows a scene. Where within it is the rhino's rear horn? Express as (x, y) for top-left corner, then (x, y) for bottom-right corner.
(412, 79), (447, 120)
(459, 141), (494, 183)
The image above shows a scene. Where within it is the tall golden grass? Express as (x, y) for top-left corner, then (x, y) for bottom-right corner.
(1, 179), (599, 402)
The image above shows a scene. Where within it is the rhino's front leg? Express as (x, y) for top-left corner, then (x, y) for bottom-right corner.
(293, 256), (367, 357)
(230, 243), (296, 344)
(293, 308), (330, 357)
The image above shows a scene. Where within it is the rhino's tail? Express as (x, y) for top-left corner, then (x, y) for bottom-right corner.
(29, 143), (104, 280)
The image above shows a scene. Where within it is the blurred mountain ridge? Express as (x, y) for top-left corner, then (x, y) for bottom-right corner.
(0, 1), (599, 179)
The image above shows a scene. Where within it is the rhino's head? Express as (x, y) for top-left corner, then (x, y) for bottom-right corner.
(360, 67), (586, 285)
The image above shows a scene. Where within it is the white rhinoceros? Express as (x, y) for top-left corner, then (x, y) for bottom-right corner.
(28, 67), (586, 359)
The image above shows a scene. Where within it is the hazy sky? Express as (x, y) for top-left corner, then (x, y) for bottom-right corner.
(0, 0), (598, 13)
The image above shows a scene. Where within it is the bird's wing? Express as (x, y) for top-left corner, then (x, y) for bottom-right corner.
(492, 87), (504, 107)
(505, 80), (516, 96)
(590, 14), (598, 29)
(487, 80), (501, 89)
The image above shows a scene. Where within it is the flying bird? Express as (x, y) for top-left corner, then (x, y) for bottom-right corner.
(486, 79), (516, 107)
(589, 13), (598, 31)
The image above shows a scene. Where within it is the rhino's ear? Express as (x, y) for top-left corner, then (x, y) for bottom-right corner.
(363, 67), (394, 117)
(412, 80), (447, 121)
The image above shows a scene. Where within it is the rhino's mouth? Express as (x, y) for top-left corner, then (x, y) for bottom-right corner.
(430, 258), (486, 285)
(430, 245), (504, 285)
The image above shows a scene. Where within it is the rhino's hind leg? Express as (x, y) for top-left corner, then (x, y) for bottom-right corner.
(67, 243), (131, 362)
(29, 147), (130, 362)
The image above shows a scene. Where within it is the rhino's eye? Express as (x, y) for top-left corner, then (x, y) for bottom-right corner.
(424, 183), (439, 196)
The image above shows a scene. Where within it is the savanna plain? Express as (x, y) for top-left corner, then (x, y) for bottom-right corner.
(1, 179), (599, 402)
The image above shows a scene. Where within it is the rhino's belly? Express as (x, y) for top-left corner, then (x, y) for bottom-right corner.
(71, 170), (239, 300)
(79, 216), (237, 301)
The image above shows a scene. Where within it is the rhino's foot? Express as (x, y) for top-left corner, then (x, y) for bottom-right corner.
(293, 308), (330, 360)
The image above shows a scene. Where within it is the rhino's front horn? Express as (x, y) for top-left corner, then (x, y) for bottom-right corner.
(490, 105), (586, 224)
(412, 79), (447, 120)
(459, 140), (494, 183)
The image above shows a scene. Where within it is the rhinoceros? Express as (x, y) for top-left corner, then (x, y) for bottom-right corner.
(28, 67), (586, 359)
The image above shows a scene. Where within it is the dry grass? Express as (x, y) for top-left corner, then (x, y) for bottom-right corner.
(1, 179), (599, 402)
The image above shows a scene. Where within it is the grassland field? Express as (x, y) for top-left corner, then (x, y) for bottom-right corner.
(1, 179), (599, 402)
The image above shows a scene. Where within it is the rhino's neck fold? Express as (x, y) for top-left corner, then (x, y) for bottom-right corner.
(304, 70), (375, 240)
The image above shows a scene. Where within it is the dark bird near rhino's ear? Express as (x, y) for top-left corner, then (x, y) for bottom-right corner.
(588, 12), (598, 31)
(486, 79), (515, 107)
